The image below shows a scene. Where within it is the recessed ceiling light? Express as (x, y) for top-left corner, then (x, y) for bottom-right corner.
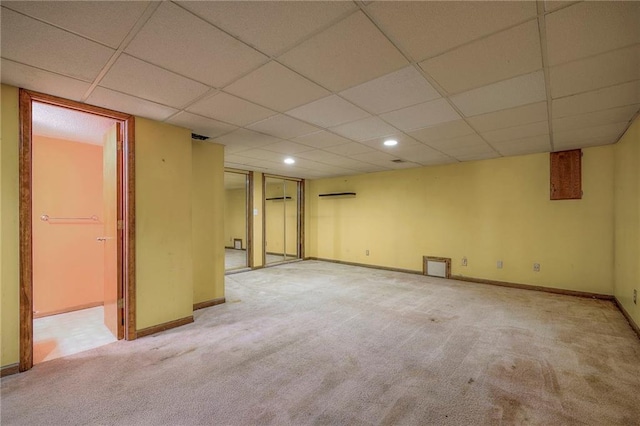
(383, 139), (398, 146)
(284, 157), (295, 164)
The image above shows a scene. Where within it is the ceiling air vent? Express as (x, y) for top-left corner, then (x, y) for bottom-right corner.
(191, 133), (209, 141)
(391, 159), (406, 163)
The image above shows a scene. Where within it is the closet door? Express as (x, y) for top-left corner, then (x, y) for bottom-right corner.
(265, 177), (286, 264)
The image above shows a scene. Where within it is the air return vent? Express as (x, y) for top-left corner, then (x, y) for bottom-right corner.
(191, 133), (209, 141)
(423, 256), (451, 278)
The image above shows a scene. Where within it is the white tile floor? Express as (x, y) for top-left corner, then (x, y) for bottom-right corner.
(33, 306), (117, 364)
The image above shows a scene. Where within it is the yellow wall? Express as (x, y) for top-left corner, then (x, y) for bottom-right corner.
(192, 140), (225, 304)
(1, 84), (20, 367)
(135, 118), (193, 329)
(252, 172), (264, 267)
(308, 146), (615, 295)
(224, 188), (247, 249)
(613, 115), (640, 326)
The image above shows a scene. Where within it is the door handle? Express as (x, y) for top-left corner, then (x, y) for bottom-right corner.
(96, 237), (113, 241)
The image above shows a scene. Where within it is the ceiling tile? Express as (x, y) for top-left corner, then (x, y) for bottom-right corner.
(546, 1), (640, 66)
(295, 150), (346, 163)
(544, 1), (577, 12)
(481, 121), (549, 144)
(339, 66), (441, 114)
(466, 102), (548, 133)
(554, 137), (620, 151)
(1, 8), (114, 82)
(350, 150), (397, 164)
(425, 133), (486, 151)
(408, 120), (476, 144)
(552, 81), (640, 118)
(330, 117), (398, 141)
(224, 61), (330, 112)
(367, 1), (537, 61)
(165, 112), (238, 139)
(393, 144), (453, 165)
(212, 129), (283, 149)
(247, 114), (319, 140)
(100, 54), (209, 108)
(279, 11), (408, 92)
(228, 148), (285, 163)
(125, 2), (267, 87)
(187, 92), (277, 126)
(2, 1), (149, 48)
(324, 142), (375, 156)
(493, 134), (551, 156)
(180, 1), (356, 57)
(549, 45), (640, 99)
(1, 59), (91, 101)
(360, 133), (422, 150)
(420, 21), (541, 94)
(554, 121), (629, 146)
(292, 130), (352, 149)
(552, 104), (640, 133)
(86, 87), (178, 121)
(452, 151), (501, 162)
(450, 71), (546, 117)
(286, 95), (370, 128)
(380, 98), (461, 131)
(262, 141), (315, 155)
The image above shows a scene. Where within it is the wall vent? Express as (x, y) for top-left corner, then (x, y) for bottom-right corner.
(423, 256), (451, 278)
(192, 133), (209, 140)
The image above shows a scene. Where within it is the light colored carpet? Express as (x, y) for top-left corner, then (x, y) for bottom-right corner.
(1, 261), (639, 425)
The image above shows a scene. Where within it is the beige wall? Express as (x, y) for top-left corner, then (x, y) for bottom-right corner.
(135, 118), (194, 329)
(1, 84), (20, 367)
(614, 115), (640, 326)
(224, 188), (247, 249)
(308, 146), (615, 295)
(192, 140), (225, 304)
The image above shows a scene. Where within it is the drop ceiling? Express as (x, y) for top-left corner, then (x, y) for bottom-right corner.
(1, 1), (639, 179)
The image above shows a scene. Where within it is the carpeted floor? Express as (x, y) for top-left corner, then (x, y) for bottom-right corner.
(1, 260), (639, 425)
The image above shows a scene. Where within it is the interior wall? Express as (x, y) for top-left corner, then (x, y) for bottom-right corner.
(614, 115), (640, 327)
(1, 84), (20, 367)
(308, 146), (615, 295)
(192, 140), (225, 304)
(32, 136), (104, 316)
(135, 118), (194, 330)
(224, 187), (247, 249)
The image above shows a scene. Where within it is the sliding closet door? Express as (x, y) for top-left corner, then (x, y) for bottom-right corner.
(265, 177), (286, 264)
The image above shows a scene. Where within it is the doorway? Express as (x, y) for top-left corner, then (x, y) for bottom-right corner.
(224, 170), (252, 272)
(263, 175), (303, 265)
(19, 89), (136, 372)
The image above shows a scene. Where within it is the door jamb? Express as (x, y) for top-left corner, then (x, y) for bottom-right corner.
(18, 89), (136, 372)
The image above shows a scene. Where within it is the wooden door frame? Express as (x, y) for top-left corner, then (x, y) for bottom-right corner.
(18, 89), (136, 372)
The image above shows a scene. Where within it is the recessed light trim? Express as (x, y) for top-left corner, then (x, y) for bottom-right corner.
(284, 157), (295, 164)
(383, 139), (398, 146)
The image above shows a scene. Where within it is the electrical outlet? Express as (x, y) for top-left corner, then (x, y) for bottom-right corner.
(462, 257), (468, 267)
(533, 263), (541, 272)
(366, 250), (369, 256)
(634, 289), (637, 305)
(497, 260), (503, 269)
